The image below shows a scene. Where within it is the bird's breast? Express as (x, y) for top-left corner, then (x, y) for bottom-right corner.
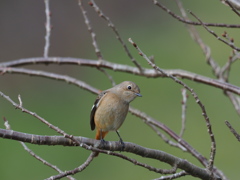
(94, 94), (129, 131)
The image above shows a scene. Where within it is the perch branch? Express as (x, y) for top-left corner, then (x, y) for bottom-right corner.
(0, 90), (222, 179)
(0, 128), (220, 180)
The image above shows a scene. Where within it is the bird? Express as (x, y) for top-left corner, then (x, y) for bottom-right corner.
(90, 81), (142, 154)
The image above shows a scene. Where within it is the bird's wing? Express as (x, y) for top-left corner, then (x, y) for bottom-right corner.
(90, 90), (107, 130)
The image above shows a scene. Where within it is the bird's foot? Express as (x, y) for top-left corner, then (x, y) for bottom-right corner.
(100, 138), (107, 148)
(119, 138), (125, 152)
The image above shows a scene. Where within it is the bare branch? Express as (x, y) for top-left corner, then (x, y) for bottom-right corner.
(21, 142), (76, 180)
(225, 92), (240, 116)
(1, 58), (240, 95)
(0, 66), (99, 94)
(47, 153), (95, 180)
(97, 68), (116, 86)
(129, 106), (225, 179)
(88, 0), (143, 72)
(0, 90), (222, 179)
(3, 117), (11, 130)
(2, 1), (239, 179)
(154, 171), (188, 180)
(0, 90), (83, 147)
(223, 0), (240, 16)
(2, 117), (76, 180)
(128, 38), (216, 176)
(225, 120), (240, 141)
(179, 88), (187, 138)
(108, 150), (179, 175)
(78, 0), (103, 60)
(147, 122), (187, 151)
(1, 89), (216, 178)
(153, 0), (240, 28)
(44, 0), (51, 57)
(176, 1), (240, 121)
(189, 11), (240, 51)
(0, 128), (220, 180)
(175, 0), (221, 77)
(220, 44), (240, 81)
(18, 94), (23, 107)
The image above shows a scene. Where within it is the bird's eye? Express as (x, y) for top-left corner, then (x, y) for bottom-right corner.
(127, 85), (132, 90)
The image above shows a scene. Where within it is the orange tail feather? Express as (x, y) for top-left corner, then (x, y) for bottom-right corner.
(95, 129), (108, 140)
(94, 129), (108, 157)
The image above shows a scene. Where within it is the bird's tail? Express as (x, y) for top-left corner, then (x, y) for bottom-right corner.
(95, 130), (108, 140)
(94, 130), (108, 157)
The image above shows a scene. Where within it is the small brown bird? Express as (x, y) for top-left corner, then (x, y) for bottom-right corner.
(90, 81), (142, 151)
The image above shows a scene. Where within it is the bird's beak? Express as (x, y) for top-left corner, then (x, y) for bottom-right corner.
(135, 93), (142, 97)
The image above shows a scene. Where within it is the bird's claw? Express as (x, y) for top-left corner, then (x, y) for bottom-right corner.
(98, 138), (106, 149)
(119, 138), (125, 152)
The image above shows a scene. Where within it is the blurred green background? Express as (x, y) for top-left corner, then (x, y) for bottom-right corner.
(1, 0), (240, 179)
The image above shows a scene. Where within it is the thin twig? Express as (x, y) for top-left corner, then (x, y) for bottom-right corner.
(225, 92), (240, 116)
(176, 1), (240, 128)
(220, 49), (240, 81)
(0, 67), (99, 94)
(2, 92), (98, 179)
(21, 142), (76, 180)
(88, 0), (143, 72)
(175, 0), (221, 77)
(222, 56), (233, 82)
(154, 171), (188, 180)
(128, 106), (226, 179)
(44, 0), (51, 58)
(47, 152), (95, 180)
(189, 11), (240, 51)
(0, 91), (81, 147)
(94, 148), (180, 175)
(218, 33), (240, 117)
(185, 6), (240, 117)
(179, 88), (187, 138)
(153, 0), (240, 28)
(2, 117), (75, 180)
(225, 120), (240, 141)
(147, 122), (187, 151)
(177, 0), (240, 121)
(97, 68), (116, 86)
(18, 94), (23, 107)
(78, 0), (120, 84)
(78, 0), (103, 60)
(224, 0), (240, 17)
(3, 117), (11, 130)
(128, 38), (216, 175)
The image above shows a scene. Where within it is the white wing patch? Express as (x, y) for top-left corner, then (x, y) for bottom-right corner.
(91, 104), (96, 111)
